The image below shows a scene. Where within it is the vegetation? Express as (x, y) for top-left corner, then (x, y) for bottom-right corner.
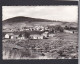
(64, 26), (77, 30)
(2, 32), (78, 59)
(2, 16), (78, 59)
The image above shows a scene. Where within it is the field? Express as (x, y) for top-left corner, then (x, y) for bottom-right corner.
(2, 32), (78, 59)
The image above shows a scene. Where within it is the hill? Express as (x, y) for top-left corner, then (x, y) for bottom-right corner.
(2, 16), (78, 30)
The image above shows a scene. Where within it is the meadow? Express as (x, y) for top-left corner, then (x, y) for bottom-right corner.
(2, 32), (78, 59)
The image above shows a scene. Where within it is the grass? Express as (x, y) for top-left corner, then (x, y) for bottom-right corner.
(2, 32), (78, 59)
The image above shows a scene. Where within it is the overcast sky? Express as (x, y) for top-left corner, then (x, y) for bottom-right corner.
(2, 6), (78, 22)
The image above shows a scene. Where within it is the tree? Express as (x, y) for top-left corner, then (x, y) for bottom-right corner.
(23, 31), (30, 38)
(55, 25), (64, 32)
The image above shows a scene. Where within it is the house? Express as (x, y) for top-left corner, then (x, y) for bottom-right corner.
(13, 32), (26, 39)
(4, 32), (25, 39)
(4, 33), (14, 39)
(18, 34), (25, 39)
(41, 31), (49, 38)
(18, 37), (25, 39)
(5, 34), (9, 39)
(64, 30), (73, 33)
(4, 33), (19, 39)
(30, 34), (43, 39)
(48, 33), (55, 37)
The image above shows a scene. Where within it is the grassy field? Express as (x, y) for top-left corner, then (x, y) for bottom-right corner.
(2, 32), (78, 59)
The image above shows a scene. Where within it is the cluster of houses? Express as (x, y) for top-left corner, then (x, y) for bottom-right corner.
(3, 31), (54, 40)
(3, 32), (25, 39)
(3, 25), (46, 32)
(2, 25), (77, 40)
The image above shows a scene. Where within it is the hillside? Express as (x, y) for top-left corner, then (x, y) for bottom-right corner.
(2, 16), (78, 29)
(3, 16), (54, 23)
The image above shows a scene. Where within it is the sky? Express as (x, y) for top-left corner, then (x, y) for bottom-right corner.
(2, 6), (78, 22)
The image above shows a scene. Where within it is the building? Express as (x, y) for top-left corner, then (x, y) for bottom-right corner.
(18, 34), (25, 39)
(48, 33), (55, 37)
(41, 31), (49, 38)
(4, 32), (26, 39)
(4, 33), (14, 39)
(29, 31), (49, 39)
(30, 34), (43, 39)
(64, 30), (73, 33)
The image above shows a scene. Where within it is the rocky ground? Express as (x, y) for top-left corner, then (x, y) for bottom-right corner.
(2, 32), (78, 59)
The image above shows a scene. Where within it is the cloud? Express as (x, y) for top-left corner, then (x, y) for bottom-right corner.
(2, 6), (78, 22)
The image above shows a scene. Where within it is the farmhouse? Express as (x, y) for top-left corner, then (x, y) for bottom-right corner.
(4, 33), (14, 39)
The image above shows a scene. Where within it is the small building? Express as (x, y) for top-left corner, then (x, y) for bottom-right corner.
(18, 37), (25, 39)
(4, 32), (25, 39)
(30, 34), (43, 39)
(5, 34), (9, 38)
(41, 31), (49, 38)
(18, 34), (25, 39)
(49, 33), (55, 37)
(4, 33), (14, 39)
(17, 32), (26, 39)
(64, 30), (73, 33)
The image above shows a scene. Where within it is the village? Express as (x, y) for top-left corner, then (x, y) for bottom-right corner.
(2, 22), (78, 59)
(2, 24), (78, 59)
(2, 24), (77, 40)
